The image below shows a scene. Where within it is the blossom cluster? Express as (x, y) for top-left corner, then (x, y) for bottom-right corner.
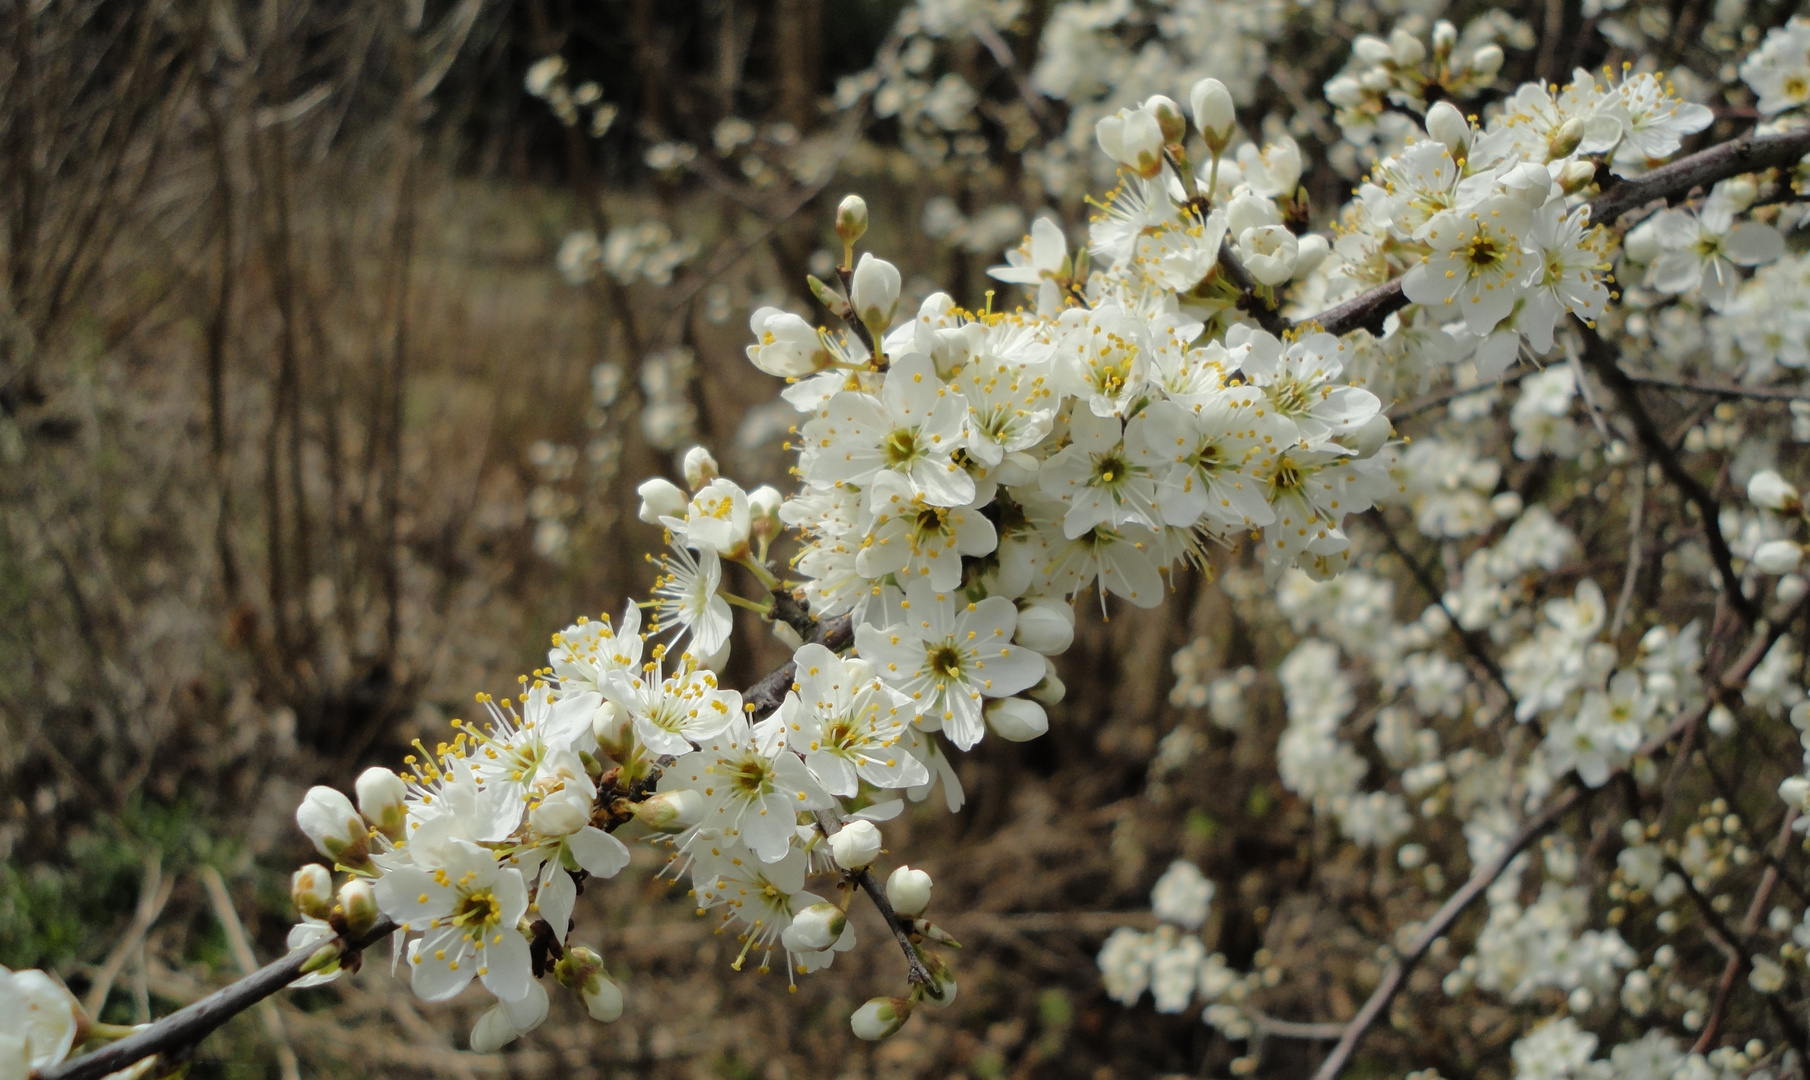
(241, 7), (1810, 1074)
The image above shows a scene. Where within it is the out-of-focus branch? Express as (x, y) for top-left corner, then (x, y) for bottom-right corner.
(83, 852), (171, 1018)
(1310, 590), (1810, 1080)
(1577, 322), (1761, 626)
(1302, 126), (1810, 337)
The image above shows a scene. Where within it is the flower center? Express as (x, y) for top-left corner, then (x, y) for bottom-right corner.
(1270, 377), (1312, 417)
(454, 889), (501, 931)
(1466, 233), (1505, 269)
(928, 643), (964, 681)
(884, 427), (924, 467)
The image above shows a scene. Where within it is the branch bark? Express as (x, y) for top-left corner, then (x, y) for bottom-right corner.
(38, 919), (399, 1080)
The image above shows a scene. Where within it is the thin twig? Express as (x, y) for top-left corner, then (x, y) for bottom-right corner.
(1692, 809), (1801, 1054)
(1387, 370), (1530, 422)
(969, 19), (1057, 136)
(199, 866), (302, 1080)
(84, 852), (172, 1018)
(1577, 322), (1760, 626)
(813, 808), (934, 986)
(1610, 465), (1646, 638)
(1621, 370), (1810, 402)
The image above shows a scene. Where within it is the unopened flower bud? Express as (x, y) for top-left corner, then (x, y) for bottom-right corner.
(1718, 177), (1759, 212)
(1780, 574), (1808, 604)
(851, 253), (903, 335)
(337, 878), (379, 938)
(1547, 116), (1586, 161)
(1292, 232), (1331, 279)
(1470, 43), (1504, 77)
(529, 787), (591, 837)
(1029, 656), (1066, 706)
(1780, 776), (1810, 809)
(1707, 703), (1736, 736)
(1424, 101), (1468, 152)
(1431, 20), (1457, 52)
(785, 902), (848, 951)
(1755, 540), (1804, 575)
(637, 477), (687, 524)
(1556, 159), (1597, 196)
(1238, 225), (1298, 286)
(985, 697), (1049, 742)
(1189, 78), (1237, 152)
(682, 446), (719, 491)
(1095, 109), (1166, 179)
(1352, 35), (1391, 64)
(292, 864), (333, 920)
(1388, 27), (1425, 66)
(555, 945), (625, 1022)
(1142, 95), (1187, 145)
(1014, 598), (1075, 655)
(1749, 469), (1801, 512)
(296, 786), (371, 872)
(886, 865), (933, 917)
(749, 485), (783, 543)
(632, 789), (704, 832)
(355, 766), (408, 841)
(830, 819), (883, 870)
(919, 953), (958, 1008)
(835, 194), (868, 250)
(851, 996), (912, 1040)
(593, 700), (630, 744)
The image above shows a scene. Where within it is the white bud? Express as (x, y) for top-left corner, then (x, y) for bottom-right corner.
(1549, 116), (1586, 160)
(593, 700), (630, 743)
(292, 864), (333, 920)
(835, 194), (868, 247)
(637, 477), (687, 524)
(1388, 27), (1426, 66)
(830, 819), (883, 870)
(7, 970), (79, 1067)
(529, 786), (591, 837)
(784, 902), (848, 951)
(1780, 775), (1810, 809)
(1014, 599), (1075, 655)
(1142, 95), (1187, 145)
(1749, 469), (1800, 512)
(632, 789), (704, 832)
(1424, 101), (1468, 152)
(682, 446), (719, 491)
(1325, 75), (1365, 108)
(583, 974), (624, 1022)
(1352, 35), (1392, 64)
(1238, 225), (1298, 286)
(1491, 491), (1524, 519)
(985, 697), (1049, 742)
(1225, 193), (1280, 237)
(1779, 574), (1809, 604)
(749, 485), (783, 529)
(850, 253), (902, 335)
(1029, 657), (1066, 705)
(851, 996), (912, 1040)
(1431, 20), (1458, 52)
(1470, 43), (1504, 76)
(337, 878), (379, 938)
(355, 766), (408, 840)
(886, 865), (934, 917)
(296, 786), (369, 870)
(1095, 109), (1165, 179)
(1189, 78), (1237, 151)
(1755, 540), (1804, 575)
(1708, 703), (1737, 736)
(1291, 232), (1331, 279)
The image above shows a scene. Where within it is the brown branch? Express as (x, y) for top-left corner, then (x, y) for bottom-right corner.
(814, 809), (935, 987)
(37, 919), (399, 1080)
(1621, 371), (1810, 403)
(1692, 809), (1802, 1055)
(1310, 590), (1810, 1080)
(1216, 241), (1289, 337)
(1302, 126), (1810, 338)
(1577, 321), (1761, 626)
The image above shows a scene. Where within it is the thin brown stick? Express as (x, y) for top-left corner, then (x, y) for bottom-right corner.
(83, 852), (172, 1017)
(1578, 322), (1760, 626)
